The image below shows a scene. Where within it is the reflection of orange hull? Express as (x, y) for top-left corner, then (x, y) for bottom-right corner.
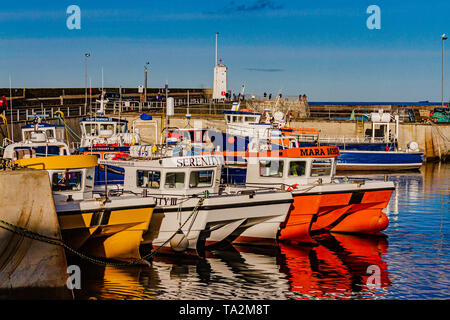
(278, 234), (391, 299)
(278, 189), (393, 244)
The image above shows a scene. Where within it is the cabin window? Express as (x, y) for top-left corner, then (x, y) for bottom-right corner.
(23, 131), (31, 140)
(181, 131), (194, 142)
(164, 172), (185, 189)
(85, 124), (99, 136)
(245, 116), (256, 123)
(118, 123), (127, 133)
(100, 124), (115, 134)
(51, 171), (82, 191)
(194, 131), (203, 142)
(44, 129), (55, 138)
(226, 115), (231, 123)
(137, 170), (161, 189)
(55, 128), (65, 141)
(101, 124), (113, 131)
(103, 153), (117, 160)
(232, 116), (243, 123)
(310, 159), (332, 177)
(85, 168), (95, 190)
(189, 170), (214, 188)
(259, 160), (284, 178)
(288, 161), (306, 177)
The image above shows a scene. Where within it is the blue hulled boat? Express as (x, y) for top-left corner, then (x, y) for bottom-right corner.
(210, 108), (424, 172)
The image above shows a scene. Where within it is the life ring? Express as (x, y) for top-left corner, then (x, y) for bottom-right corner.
(287, 184), (299, 191)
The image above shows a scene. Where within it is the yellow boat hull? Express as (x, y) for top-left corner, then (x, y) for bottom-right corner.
(58, 206), (154, 262)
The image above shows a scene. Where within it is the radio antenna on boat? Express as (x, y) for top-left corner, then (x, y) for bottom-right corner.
(9, 75), (13, 141)
(96, 67), (107, 115)
(185, 90), (192, 128)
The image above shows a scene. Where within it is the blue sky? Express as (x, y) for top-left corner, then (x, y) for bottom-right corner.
(1, 0), (450, 101)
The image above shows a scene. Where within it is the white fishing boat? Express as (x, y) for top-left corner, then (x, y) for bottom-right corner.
(2, 115), (71, 161)
(78, 116), (140, 149)
(99, 154), (293, 254)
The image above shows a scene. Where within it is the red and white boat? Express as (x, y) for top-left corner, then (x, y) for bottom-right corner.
(207, 146), (395, 245)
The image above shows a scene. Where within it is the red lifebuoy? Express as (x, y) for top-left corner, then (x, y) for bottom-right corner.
(287, 184), (299, 191)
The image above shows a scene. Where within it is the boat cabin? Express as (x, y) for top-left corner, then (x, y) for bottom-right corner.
(223, 110), (277, 139)
(231, 146), (340, 185)
(2, 121), (70, 161)
(367, 111), (399, 144)
(13, 155), (97, 202)
(223, 110), (263, 125)
(21, 122), (66, 144)
(79, 117), (140, 147)
(99, 155), (223, 196)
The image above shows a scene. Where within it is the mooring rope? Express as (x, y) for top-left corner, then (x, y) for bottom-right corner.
(0, 195), (207, 267)
(54, 115), (81, 141)
(140, 194), (206, 260)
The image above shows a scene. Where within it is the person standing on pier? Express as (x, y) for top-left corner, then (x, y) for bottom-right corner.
(0, 96), (8, 115)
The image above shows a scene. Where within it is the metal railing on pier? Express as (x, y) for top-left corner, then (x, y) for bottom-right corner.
(1, 98), (438, 124)
(0, 98), (227, 123)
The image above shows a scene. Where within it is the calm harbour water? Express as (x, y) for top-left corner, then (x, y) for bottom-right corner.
(68, 162), (450, 300)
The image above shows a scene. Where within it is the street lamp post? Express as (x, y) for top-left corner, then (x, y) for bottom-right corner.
(84, 53), (90, 110)
(442, 34), (447, 107)
(144, 62), (149, 102)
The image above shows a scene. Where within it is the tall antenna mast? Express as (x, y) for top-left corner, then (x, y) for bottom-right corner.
(9, 75), (13, 141)
(215, 32), (219, 66)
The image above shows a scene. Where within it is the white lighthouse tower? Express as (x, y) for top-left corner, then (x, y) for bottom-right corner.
(212, 32), (227, 100)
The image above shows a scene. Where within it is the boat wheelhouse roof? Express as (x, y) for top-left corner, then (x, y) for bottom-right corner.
(168, 127), (209, 132)
(14, 155), (98, 170)
(280, 128), (321, 135)
(205, 146), (340, 159)
(21, 123), (65, 129)
(99, 154), (224, 169)
(222, 110), (262, 116)
(80, 117), (128, 123)
(78, 145), (131, 152)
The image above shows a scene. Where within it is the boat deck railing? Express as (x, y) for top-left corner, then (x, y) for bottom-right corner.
(96, 183), (286, 200)
(315, 135), (389, 144)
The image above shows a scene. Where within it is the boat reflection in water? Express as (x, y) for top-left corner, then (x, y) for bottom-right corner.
(277, 233), (390, 299)
(72, 233), (391, 300)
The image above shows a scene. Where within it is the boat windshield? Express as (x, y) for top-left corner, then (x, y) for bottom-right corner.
(51, 170), (83, 191)
(310, 159), (332, 177)
(85, 168), (95, 190)
(84, 123), (99, 136)
(288, 161), (306, 177)
(137, 170), (161, 189)
(259, 160), (284, 178)
(189, 170), (214, 188)
(164, 172), (186, 189)
(23, 129), (55, 140)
